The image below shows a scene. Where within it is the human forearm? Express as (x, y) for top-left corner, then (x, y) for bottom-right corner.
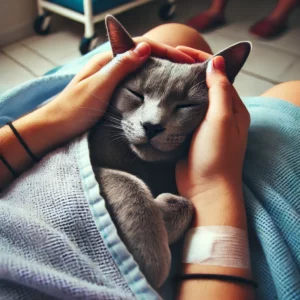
(178, 182), (254, 300)
(191, 181), (247, 228)
(0, 103), (71, 189)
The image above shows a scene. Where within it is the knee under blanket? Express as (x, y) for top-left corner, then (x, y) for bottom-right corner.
(0, 42), (300, 300)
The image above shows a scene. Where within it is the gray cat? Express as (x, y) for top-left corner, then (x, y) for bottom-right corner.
(89, 15), (251, 288)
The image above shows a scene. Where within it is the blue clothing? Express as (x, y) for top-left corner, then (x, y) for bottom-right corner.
(1, 42), (300, 299)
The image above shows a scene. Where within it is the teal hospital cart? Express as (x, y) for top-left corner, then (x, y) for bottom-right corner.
(34, 0), (177, 54)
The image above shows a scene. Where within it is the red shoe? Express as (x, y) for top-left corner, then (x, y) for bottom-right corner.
(186, 12), (226, 32)
(249, 18), (288, 39)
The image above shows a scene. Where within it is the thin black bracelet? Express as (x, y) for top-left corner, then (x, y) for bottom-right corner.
(178, 274), (258, 289)
(0, 155), (19, 178)
(7, 122), (40, 163)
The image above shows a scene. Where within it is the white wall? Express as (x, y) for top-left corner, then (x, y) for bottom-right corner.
(0, 0), (37, 46)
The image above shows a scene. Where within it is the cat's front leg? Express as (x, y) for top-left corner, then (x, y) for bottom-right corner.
(95, 168), (171, 288)
(155, 194), (194, 244)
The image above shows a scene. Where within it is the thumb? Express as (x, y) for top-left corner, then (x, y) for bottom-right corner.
(205, 56), (234, 121)
(91, 42), (151, 93)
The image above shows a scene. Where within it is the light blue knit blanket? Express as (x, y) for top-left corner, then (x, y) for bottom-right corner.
(1, 42), (300, 300)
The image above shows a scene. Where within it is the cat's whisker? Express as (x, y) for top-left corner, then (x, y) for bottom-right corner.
(107, 132), (127, 144)
(103, 116), (122, 124)
(100, 119), (122, 126)
(87, 91), (121, 114)
(101, 126), (123, 132)
(109, 136), (125, 144)
(76, 107), (122, 124)
(130, 151), (139, 163)
(77, 106), (106, 113)
(101, 119), (122, 127)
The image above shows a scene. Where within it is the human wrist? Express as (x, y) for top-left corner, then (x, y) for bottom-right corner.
(13, 103), (71, 158)
(190, 180), (247, 229)
(38, 94), (89, 145)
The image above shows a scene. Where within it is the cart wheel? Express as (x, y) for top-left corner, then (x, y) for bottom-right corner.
(159, 3), (176, 21)
(33, 14), (51, 35)
(79, 36), (99, 55)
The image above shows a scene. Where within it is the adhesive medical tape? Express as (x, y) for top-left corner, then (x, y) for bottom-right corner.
(182, 226), (250, 269)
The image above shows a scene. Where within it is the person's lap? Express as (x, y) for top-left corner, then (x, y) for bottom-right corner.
(143, 23), (300, 107)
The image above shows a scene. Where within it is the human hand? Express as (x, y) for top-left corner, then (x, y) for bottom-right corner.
(176, 55), (250, 202)
(44, 40), (195, 143)
(176, 45), (212, 62)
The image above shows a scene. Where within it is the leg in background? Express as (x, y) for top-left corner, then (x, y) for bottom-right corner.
(143, 23), (212, 53)
(269, 0), (299, 21)
(261, 81), (300, 107)
(249, 0), (299, 38)
(186, 0), (228, 31)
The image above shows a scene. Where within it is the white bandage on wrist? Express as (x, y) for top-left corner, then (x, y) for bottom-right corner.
(182, 226), (250, 269)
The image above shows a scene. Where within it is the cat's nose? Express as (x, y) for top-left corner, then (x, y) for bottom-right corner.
(142, 122), (165, 140)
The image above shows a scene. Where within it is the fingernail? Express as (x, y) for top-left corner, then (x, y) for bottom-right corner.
(133, 42), (151, 58)
(207, 56), (225, 73)
(207, 59), (214, 73)
(214, 56), (225, 72)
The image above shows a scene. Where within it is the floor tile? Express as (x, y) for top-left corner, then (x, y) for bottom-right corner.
(3, 42), (55, 76)
(277, 59), (300, 82)
(260, 27), (300, 56)
(21, 30), (81, 65)
(234, 72), (274, 97)
(244, 42), (296, 83)
(54, 50), (81, 66)
(0, 52), (35, 94)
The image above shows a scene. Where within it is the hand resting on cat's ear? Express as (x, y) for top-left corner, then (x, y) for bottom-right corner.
(176, 55), (250, 202)
(177, 45), (213, 62)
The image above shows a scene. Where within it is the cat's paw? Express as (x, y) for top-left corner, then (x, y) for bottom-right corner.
(95, 168), (171, 288)
(155, 193), (194, 244)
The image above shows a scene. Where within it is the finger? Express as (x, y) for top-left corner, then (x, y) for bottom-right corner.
(231, 87), (251, 129)
(206, 56), (234, 121)
(231, 86), (247, 115)
(134, 37), (195, 63)
(86, 42), (151, 95)
(176, 46), (212, 62)
(72, 51), (112, 83)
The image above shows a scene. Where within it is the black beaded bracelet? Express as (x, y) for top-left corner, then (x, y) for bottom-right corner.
(178, 274), (258, 289)
(7, 122), (39, 163)
(0, 155), (19, 178)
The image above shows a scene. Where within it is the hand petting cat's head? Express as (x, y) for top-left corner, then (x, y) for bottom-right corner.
(105, 15), (251, 162)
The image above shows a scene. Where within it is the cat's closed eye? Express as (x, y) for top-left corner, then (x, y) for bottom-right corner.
(126, 88), (144, 102)
(176, 103), (201, 110)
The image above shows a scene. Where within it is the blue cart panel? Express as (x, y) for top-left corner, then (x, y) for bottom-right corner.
(47, 0), (134, 15)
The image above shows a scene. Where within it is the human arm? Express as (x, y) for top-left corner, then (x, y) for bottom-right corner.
(175, 52), (254, 299)
(0, 40), (195, 189)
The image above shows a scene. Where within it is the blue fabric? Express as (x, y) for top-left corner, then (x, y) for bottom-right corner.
(242, 97), (300, 299)
(0, 134), (159, 299)
(47, 0), (134, 15)
(1, 41), (300, 299)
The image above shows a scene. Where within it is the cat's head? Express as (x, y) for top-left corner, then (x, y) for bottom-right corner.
(105, 15), (251, 162)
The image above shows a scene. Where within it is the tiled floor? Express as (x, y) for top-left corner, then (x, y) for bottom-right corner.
(1, 0), (300, 96)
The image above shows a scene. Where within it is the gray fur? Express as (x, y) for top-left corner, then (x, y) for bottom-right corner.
(88, 15), (251, 288)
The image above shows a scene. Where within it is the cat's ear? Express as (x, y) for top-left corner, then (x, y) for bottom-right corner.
(206, 41), (252, 83)
(105, 15), (136, 57)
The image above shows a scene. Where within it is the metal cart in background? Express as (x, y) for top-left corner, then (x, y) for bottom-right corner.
(34, 0), (177, 55)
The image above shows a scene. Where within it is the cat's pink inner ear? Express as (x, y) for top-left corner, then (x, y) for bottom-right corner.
(210, 42), (251, 83)
(105, 15), (136, 56)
